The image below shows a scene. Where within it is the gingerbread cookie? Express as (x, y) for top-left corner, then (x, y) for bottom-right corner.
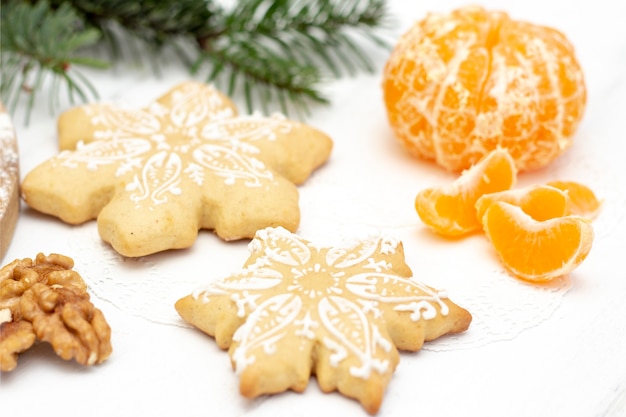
(0, 102), (20, 261)
(0, 253), (112, 372)
(175, 227), (471, 414)
(21, 82), (333, 257)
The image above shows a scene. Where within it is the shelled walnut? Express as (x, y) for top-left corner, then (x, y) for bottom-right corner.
(0, 253), (112, 372)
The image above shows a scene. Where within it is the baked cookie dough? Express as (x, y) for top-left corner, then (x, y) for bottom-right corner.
(176, 227), (472, 414)
(21, 82), (333, 257)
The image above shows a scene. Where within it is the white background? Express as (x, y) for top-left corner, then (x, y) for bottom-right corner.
(2, 0), (626, 416)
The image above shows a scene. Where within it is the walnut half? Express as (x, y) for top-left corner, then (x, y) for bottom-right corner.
(0, 253), (112, 372)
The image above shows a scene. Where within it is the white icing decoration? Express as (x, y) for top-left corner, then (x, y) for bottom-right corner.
(170, 89), (217, 128)
(393, 301), (438, 321)
(88, 106), (160, 137)
(194, 227), (449, 379)
(58, 139), (152, 171)
(194, 268), (283, 303)
(379, 237), (399, 255)
(256, 228), (311, 266)
(325, 240), (380, 269)
(345, 273), (449, 319)
(363, 258), (391, 272)
(126, 151), (183, 206)
(319, 296), (389, 378)
(231, 291), (262, 317)
(201, 113), (292, 142)
(357, 299), (382, 318)
(294, 312), (318, 339)
(322, 337), (347, 367)
(192, 144), (273, 187)
(231, 293), (302, 374)
(51, 83), (297, 212)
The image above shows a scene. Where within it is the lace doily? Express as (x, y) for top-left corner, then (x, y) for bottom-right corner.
(66, 121), (623, 352)
(68, 220), (571, 352)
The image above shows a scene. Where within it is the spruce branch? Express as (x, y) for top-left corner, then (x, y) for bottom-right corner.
(0, 0), (107, 123)
(49, 0), (223, 58)
(1, 0), (393, 122)
(196, 0), (392, 113)
(199, 37), (327, 118)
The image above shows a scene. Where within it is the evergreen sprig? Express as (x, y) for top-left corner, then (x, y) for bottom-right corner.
(0, 0), (107, 123)
(197, 0), (390, 116)
(0, 0), (392, 122)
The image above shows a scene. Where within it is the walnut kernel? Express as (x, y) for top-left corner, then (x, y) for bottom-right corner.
(0, 253), (112, 371)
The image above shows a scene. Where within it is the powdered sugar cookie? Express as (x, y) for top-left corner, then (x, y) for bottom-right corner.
(175, 227), (471, 414)
(0, 102), (19, 261)
(21, 82), (333, 257)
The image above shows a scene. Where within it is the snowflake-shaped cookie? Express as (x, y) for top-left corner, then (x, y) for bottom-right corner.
(175, 227), (472, 414)
(21, 82), (333, 257)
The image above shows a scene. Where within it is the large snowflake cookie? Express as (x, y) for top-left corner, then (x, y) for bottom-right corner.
(175, 227), (472, 414)
(21, 81), (332, 257)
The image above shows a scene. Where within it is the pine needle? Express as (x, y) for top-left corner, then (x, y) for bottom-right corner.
(1, 0), (392, 122)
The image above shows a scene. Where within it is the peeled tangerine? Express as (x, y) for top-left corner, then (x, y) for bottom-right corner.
(382, 5), (586, 172)
(481, 201), (594, 281)
(415, 148), (516, 237)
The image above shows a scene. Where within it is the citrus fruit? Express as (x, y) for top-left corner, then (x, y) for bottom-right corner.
(547, 180), (601, 219)
(481, 201), (594, 281)
(415, 148), (516, 236)
(475, 184), (569, 223)
(382, 5), (586, 172)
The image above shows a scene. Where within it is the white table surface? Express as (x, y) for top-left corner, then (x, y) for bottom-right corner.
(2, 0), (626, 416)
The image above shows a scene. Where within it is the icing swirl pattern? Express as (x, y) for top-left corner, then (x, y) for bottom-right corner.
(55, 87), (288, 207)
(176, 226), (471, 414)
(21, 82), (333, 257)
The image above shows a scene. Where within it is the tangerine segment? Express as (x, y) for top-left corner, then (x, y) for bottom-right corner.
(475, 184), (568, 223)
(382, 5), (586, 172)
(415, 148), (516, 236)
(482, 201), (594, 281)
(547, 180), (601, 219)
